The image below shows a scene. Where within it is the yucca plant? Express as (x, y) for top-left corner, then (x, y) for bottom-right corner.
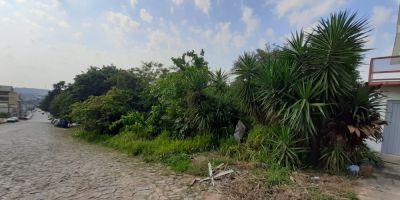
(210, 69), (229, 93)
(232, 52), (264, 121)
(235, 11), (377, 169)
(306, 11), (369, 100)
(320, 144), (352, 172)
(256, 58), (297, 124)
(283, 78), (328, 139)
(268, 126), (307, 169)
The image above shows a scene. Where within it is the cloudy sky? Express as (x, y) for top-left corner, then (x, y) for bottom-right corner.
(0, 0), (399, 89)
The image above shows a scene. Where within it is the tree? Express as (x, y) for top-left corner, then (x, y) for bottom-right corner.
(171, 50), (208, 71)
(39, 81), (66, 112)
(70, 65), (121, 101)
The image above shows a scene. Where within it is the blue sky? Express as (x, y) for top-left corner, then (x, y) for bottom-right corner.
(0, 0), (399, 88)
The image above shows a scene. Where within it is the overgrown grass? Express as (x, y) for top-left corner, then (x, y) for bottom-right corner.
(265, 164), (290, 187)
(308, 188), (336, 200)
(72, 128), (111, 143)
(73, 128), (215, 173)
(164, 154), (191, 172)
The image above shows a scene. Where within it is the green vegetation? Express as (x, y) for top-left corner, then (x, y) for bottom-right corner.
(0, 112), (10, 118)
(231, 11), (385, 171)
(43, 10), (384, 183)
(309, 188), (336, 200)
(265, 164), (291, 187)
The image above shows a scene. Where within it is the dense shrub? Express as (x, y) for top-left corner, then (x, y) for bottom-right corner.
(109, 112), (154, 138)
(70, 88), (133, 134)
(148, 51), (239, 139)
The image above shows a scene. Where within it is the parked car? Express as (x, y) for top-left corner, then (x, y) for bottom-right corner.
(6, 117), (19, 122)
(51, 119), (59, 125)
(54, 119), (69, 128)
(19, 114), (32, 120)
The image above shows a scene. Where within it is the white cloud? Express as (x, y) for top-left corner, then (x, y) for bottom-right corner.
(172, 0), (184, 6)
(105, 11), (140, 46)
(287, 0), (346, 29)
(267, 0), (313, 17)
(371, 6), (392, 28)
(140, 8), (153, 23)
(15, 0), (26, 4)
(258, 38), (267, 49)
(241, 6), (260, 35)
(213, 22), (232, 47)
(194, 0), (211, 14)
(365, 35), (376, 49)
(129, 0), (138, 8)
(233, 34), (246, 48)
(107, 11), (139, 32)
(145, 25), (201, 57)
(212, 22), (246, 49)
(0, 0), (7, 6)
(268, 0), (347, 29)
(266, 28), (274, 38)
(73, 32), (82, 40)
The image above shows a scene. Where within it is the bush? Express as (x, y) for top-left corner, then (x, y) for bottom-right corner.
(320, 145), (351, 172)
(267, 126), (306, 169)
(246, 125), (271, 150)
(109, 111), (155, 138)
(70, 88), (133, 134)
(245, 125), (306, 168)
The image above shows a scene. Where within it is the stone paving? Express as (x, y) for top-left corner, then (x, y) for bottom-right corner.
(0, 112), (221, 200)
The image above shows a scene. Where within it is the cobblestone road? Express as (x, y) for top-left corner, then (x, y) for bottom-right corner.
(0, 112), (220, 200)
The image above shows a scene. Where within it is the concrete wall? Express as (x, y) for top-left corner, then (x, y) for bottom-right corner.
(367, 85), (400, 152)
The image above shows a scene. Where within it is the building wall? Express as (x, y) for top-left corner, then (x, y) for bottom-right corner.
(8, 92), (21, 116)
(0, 85), (21, 117)
(367, 85), (400, 151)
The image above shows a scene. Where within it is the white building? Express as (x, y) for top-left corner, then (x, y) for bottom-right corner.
(0, 85), (21, 117)
(367, 8), (400, 155)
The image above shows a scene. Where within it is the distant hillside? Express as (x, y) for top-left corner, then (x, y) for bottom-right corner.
(15, 87), (49, 109)
(15, 87), (48, 96)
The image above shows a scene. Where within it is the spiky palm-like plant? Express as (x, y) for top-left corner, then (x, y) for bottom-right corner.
(210, 69), (229, 93)
(235, 11), (381, 170)
(232, 52), (264, 122)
